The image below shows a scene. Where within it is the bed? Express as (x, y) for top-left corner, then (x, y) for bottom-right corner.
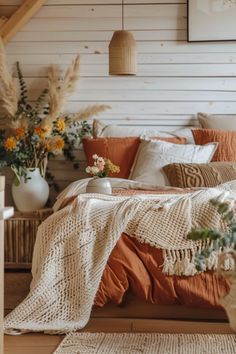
(5, 120), (236, 333)
(5, 178), (235, 334)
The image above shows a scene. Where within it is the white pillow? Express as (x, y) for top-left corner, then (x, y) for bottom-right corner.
(198, 112), (236, 131)
(160, 127), (196, 144)
(93, 119), (196, 143)
(129, 139), (218, 186)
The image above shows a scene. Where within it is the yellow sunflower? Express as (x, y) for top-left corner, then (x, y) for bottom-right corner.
(54, 137), (65, 150)
(15, 127), (26, 139)
(34, 126), (44, 138)
(4, 137), (17, 151)
(34, 124), (52, 139)
(55, 118), (66, 132)
(48, 136), (65, 155)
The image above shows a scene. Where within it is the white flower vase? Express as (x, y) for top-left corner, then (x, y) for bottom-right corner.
(86, 177), (112, 194)
(218, 252), (236, 332)
(12, 168), (49, 212)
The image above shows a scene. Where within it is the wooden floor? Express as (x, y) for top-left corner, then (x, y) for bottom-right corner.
(4, 271), (235, 353)
(4, 319), (234, 354)
(4, 334), (62, 354)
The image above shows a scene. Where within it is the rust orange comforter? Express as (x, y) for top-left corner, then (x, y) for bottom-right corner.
(94, 188), (230, 309)
(95, 233), (230, 309)
(63, 187), (230, 310)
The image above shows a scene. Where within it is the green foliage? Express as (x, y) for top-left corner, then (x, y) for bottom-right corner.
(187, 198), (236, 271)
(16, 61), (28, 105)
(34, 88), (49, 117)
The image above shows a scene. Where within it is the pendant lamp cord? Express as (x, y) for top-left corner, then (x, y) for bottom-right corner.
(122, 0), (124, 30)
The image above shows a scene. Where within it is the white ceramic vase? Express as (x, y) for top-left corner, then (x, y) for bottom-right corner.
(218, 252), (236, 332)
(86, 177), (112, 194)
(12, 168), (49, 212)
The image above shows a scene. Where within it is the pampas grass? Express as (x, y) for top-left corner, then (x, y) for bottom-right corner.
(46, 64), (60, 124)
(46, 55), (81, 124)
(63, 54), (80, 95)
(0, 41), (111, 126)
(0, 38), (18, 117)
(69, 104), (111, 122)
(45, 55), (110, 124)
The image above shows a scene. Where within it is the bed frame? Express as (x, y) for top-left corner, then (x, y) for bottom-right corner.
(4, 270), (233, 334)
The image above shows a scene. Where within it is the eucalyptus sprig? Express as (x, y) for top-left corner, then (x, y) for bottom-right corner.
(187, 198), (236, 271)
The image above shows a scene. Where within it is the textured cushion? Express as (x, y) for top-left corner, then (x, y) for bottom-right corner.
(83, 137), (186, 179)
(163, 162), (236, 188)
(129, 139), (218, 186)
(93, 119), (195, 143)
(192, 129), (236, 161)
(198, 112), (236, 130)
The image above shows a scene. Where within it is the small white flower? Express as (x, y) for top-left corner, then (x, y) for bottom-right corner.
(97, 157), (105, 164)
(85, 166), (91, 174)
(92, 154), (98, 160)
(91, 166), (99, 175)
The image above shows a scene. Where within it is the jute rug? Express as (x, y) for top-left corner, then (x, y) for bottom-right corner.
(54, 332), (236, 354)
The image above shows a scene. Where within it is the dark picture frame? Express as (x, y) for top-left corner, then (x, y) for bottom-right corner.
(188, 0), (236, 42)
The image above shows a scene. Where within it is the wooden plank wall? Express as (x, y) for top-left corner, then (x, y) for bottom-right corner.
(1, 0), (236, 205)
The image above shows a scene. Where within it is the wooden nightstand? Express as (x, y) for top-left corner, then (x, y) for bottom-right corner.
(4, 208), (53, 270)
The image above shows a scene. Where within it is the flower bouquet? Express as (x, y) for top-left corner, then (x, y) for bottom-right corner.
(0, 39), (110, 210)
(86, 154), (120, 177)
(85, 155), (120, 194)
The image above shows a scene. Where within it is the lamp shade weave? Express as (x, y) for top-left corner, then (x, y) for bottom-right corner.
(109, 30), (137, 75)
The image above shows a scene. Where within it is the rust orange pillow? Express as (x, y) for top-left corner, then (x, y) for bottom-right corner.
(83, 137), (140, 178)
(83, 136), (186, 179)
(192, 129), (236, 161)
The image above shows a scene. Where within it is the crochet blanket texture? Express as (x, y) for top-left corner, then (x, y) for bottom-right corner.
(4, 181), (236, 334)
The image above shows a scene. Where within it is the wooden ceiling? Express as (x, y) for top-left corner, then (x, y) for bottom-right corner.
(0, 0), (46, 43)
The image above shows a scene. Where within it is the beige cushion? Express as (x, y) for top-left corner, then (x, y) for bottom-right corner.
(93, 119), (196, 143)
(198, 112), (236, 130)
(163, 162), (236, 188)
(129, 139), (218, 186)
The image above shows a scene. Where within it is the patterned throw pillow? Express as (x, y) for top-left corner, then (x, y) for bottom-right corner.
(163, 162), (236, 188)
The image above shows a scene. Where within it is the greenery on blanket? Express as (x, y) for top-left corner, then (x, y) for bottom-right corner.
(187, 198), (236, 272)
(0, 39), (110, 187)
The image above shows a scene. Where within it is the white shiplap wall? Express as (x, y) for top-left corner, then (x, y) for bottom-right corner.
(1, 0), (236, 204)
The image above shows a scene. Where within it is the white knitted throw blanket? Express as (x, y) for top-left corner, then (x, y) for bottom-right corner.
(4, 180), (236, 334)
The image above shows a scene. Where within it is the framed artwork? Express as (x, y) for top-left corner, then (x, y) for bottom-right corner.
(188, 0), (236, 42)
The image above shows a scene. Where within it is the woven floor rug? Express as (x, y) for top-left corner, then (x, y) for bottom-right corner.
(54, 332), (236, 354)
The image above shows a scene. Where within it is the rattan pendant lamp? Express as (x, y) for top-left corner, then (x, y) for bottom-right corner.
(109, 0), (137, 75)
